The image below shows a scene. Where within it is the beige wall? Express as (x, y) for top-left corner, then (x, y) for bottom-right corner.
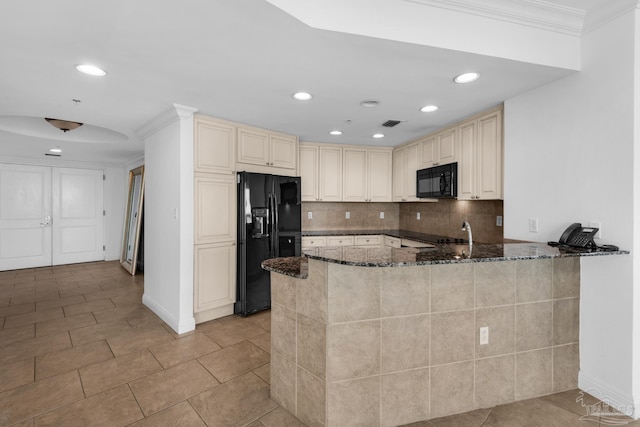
(302, 200), (504, 243)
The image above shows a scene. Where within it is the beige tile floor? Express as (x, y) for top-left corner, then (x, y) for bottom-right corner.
(0, 260), (638, 426)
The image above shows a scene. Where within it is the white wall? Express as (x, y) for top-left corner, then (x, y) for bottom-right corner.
(141, 104), (196, 335)
(504, 10), (638, 416)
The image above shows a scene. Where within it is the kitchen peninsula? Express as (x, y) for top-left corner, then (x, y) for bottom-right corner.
(263, 240), (628, 427)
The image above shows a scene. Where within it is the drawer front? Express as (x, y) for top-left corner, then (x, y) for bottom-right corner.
(384, 236), (402, 248)
(302, 236), (326, 247)
(354, 235), (381, 246)
(326, 236), (355, 246)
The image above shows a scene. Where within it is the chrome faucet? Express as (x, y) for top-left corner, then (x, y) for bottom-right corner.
(461, 221), (473, 247)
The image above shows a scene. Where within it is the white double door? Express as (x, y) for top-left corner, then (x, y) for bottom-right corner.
(0, 164), (104, 271)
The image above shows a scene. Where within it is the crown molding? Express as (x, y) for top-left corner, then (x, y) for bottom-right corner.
(136, 104), (198, 139)
(403, 0), (584, 35)
(581, 0), (640, 34)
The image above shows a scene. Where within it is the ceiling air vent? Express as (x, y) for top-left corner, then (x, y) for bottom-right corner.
(382, 120), (402, 128)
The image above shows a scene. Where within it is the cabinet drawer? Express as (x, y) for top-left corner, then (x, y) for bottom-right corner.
(302, 236), (326, 247)
(384, 236), (402, 248)
(326, 236), (355, 246)
(354, 235), (381, 246)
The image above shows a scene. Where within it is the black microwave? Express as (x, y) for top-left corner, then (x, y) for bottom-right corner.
(416, 163), (458, 198)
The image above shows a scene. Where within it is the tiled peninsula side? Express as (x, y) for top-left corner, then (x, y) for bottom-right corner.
(269, 257), (581, 427)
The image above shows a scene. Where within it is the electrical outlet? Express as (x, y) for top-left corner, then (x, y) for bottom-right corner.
(479, 327), (489, 345)
(528, 218), (538, 233)
(416, 212), (421, 220)
(380, 212), (384, 219)
(588, 221), (602, 239)
(345, 212), (350, 219)
(496, 215), (503, 227)
(307, 212), (313, 220)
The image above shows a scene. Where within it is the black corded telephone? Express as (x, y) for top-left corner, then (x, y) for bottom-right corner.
(558, 223), (599, 248)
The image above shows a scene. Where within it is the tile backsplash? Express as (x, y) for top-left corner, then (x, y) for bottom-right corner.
(302, 199), (504, 243)
(400, 199), (504, 243)
(302, 202), (400, 231)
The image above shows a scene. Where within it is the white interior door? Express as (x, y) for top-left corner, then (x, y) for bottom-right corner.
(0, 164), (52, 270)
(52, 168), (104, 266)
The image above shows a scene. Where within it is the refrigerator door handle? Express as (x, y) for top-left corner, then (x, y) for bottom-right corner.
(268, 194), (275, 255)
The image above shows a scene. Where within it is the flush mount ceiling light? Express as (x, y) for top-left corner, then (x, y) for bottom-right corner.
(454, 72), (480, 84)
(372, 133), (385, 139)
(75, 64), (107, 77)
(292, 91), (313, 101)
(49, 147), (62, 153)
(329, 130), (342, 135)
(420, 105), (439, 113)
(360, 100), (380, 108)
(45, 117), (84, 133)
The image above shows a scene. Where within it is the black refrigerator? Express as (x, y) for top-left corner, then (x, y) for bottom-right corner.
(235, 172), (301, 316)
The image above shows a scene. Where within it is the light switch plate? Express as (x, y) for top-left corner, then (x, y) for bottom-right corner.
(379, 212), (384, 219)
(496, 215), (502, 227)
(417, 212), (421, 220)
(345, 212), (350, 219)
(307, 212), (313, 219)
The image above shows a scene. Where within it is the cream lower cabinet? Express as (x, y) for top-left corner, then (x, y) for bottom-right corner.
(194, 173), (237, 323)
(194, 242), (236, 318)
(458, 109), (503, 200)
(299, 143), (342, 201)
(343, 148), (392, 202)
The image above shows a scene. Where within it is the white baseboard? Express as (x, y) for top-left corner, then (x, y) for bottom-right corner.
(142, 293), (196, 335)
(579, 370), (639, 419)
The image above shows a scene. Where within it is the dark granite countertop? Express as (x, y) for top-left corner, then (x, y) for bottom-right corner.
(262, 242), (629, 278)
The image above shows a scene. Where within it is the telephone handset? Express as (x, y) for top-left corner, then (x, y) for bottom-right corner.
(558, 223), (599, 248)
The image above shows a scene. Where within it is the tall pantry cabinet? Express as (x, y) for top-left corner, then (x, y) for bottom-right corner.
(193, 115), (237, 323)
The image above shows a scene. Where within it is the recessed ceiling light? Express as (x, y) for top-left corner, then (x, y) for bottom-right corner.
(49, 147), (62, 153)
(454, 72), (480, 84)
(329, 130), (342, 136)
(292, 92), (313, 101)
(75, 64), (107, 77)
(372, 133), (385, 139)
(420, 105), (439, 113)
(360, 100), (380, 108)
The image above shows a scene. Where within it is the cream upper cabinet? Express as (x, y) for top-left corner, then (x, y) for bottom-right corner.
(319, 146), (342, 201)
(194, 115), (236, 175)
(343, 147), (392, 202)
(421, 128), (457, 168)
(237, 126), (297, 171)
(458, 109), (503, 200)
(367, 149), (392, 202)
(393, 142), (420, 202)
(299, 144), (319, 201)
(392, 146), (405, 202)
(300, 143), (342, 201)
(342, 148), (367, 201)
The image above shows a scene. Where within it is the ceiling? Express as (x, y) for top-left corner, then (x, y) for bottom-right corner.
(0, 0), (625, 165)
